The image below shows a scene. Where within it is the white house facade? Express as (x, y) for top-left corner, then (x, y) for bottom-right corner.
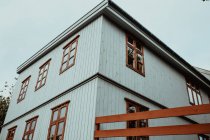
(1, 0), (210, 140)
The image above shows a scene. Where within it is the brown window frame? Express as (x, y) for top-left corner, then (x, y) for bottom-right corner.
(17, 76), (31, 103)
(35, 59), (51, 91)
(22, 116), (38, 140)
(6, 126), (17, 140)
(60, 35), (80, 74)
(125, 98), (149, 140)
(47, 101), (70, 140)
(186, 81), (203, 105)
(126, 34), (145, 76)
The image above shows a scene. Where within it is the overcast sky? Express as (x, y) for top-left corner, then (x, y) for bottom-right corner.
(0, 0), (210, 95)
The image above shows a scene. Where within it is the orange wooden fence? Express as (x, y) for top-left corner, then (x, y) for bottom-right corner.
(94, 104), (210, 138)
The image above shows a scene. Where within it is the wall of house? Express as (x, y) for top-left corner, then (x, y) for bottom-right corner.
(0, 78), (98, 140)
(4, 16), (103, 124)
(95, 78), (198, 140)
(98, 16), (210, 123)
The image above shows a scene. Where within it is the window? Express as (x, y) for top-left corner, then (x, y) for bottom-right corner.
(126, 99), (149, 140)
(6, 126), (17, 140)
(17, 76), (31, 103)
(22, 116), (38, 140)
(35, 59), (51, 91)
(60, 35), (79, 74)
(186, 81), (202, 105)
(47, 101), (69, 140)
(126, 34), (145, 76)
(198, 135), (209, 140)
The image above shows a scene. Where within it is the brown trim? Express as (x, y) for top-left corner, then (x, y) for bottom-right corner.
(6, 125), (17, 140)
(35, 58), (51, 91)
(51, 100), (70, 110)
(25, 115), (39, 122)
(17, 75), (31, 103)
(59, 35), (80, 74)
(47, 101), (69, 140)
(22, 116), (38, 140)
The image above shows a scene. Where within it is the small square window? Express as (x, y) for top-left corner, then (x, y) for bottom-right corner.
(17, 76), (31, 103)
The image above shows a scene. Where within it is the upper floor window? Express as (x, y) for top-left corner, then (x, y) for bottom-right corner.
(17, 76), (31, 103)
(60, 35), (79, 74)
(126, 99), (149, 140)
(47, 101), (69, 140)
(23, 116), (38, 140)
(35, 59), (51, 91)
(186, 81), (202, 105)
(6, 126), (17, 140)
(126, 34), (145, 76)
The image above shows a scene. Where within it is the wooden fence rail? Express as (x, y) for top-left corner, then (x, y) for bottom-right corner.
(95, 104), (210, 138)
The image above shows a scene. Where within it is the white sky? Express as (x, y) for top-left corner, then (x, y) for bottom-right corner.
(0, 0), (210, 95)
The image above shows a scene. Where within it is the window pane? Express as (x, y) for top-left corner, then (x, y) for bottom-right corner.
(64, 47), (70, 56)
(69, 57), (74, 65)
(197, 94), (202, 105)
(28, 133), (33, 140)
(53, 111), (58, 121)
(127, 47), (134, 67)
(70, 49), (75, 58)
(31, 120), (36, 130)
(50, 125), (56, 138)
(57, 122), (64, 136)
(137, 54), (143, 63)
(188, 87), (194, 103)
(60, 107), (67, 118)
(136, 41), (143, 52)
(38, 75), (42, 81)
(26, 123), (30, 132)
(24, 135), (28, 140)
(127, 36), (134, 45)
(192, 90), (198, 105)
(43, 71), (47, 78)
(71, 42), (77, 50)
(63, 55), (68, 63)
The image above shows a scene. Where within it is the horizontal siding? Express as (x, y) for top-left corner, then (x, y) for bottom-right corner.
(95, 78), (198, 140)
(1, 78), (98, 140)
(99, 16), (210, 123)
(5, 16), (103, 123)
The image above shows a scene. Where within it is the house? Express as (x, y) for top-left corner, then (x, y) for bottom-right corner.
(1, 0), (210, 140)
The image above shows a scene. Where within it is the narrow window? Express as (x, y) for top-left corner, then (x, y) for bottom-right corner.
(22, 116), (38, 140)
(35, 59), (51, 91)
(60, 35), (80, 74)
(125, 99), (149, 140)
(47, 101), (69, 140)
(6, 126), (17, 140)
(198, 134), (209, 140)
(17, 76), (31, 103)
(126, 34), (145, 76)
(186, 81), (202, 105)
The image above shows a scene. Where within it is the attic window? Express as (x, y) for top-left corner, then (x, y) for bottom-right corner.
(60, 35), (80, 74)
(17, 76), (31, 103)
(35, 59), (51, 91)
(186, 81), (202, 105)
(126, 34), (145, 76)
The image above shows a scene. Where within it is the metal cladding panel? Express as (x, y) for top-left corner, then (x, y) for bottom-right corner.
(0, 78), (98, 140)
(95, 78), (198, 140)
(99, 17), (210, 123)
(4, 16), (103, 124)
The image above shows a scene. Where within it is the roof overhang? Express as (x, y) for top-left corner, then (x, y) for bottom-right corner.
(17, 0), (210, 90)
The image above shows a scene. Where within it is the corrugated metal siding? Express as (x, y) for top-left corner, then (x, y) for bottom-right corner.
(0, 78), (98, 140)
(95, 78), (197, 140)
(4, 16), (103, 124)
(99, 17), (210, 123)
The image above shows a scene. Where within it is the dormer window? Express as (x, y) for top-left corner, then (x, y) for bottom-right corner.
(186, 80), (202, 105)
(126, 34), (145, 76)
